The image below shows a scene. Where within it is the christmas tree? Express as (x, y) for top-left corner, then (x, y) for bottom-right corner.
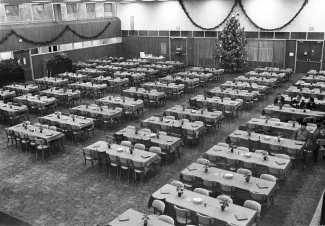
(215, 16), (247, 72)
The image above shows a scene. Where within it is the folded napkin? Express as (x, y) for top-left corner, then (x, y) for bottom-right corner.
(191, 125), (199, 128)
(141, 155), (150, 159)
(167, 140), (173, 142)
(93, 145), (100, 148)
(256, 183), (268, 189)
(46, 133), (54, 136)
(276, 161), (286, 165)
(234, 133), (241, 135)
(295, 142), (303, 145)
(187, 166), (197, 171)
(235, 213), (248, 221)
(160, 188), (170, 194)
(118, 215), (130, 222)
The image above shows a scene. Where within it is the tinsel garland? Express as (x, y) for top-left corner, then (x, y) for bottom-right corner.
(0, 21), (111, 46)
(178, 0), (237, 30)
(178, 0), (309, 31)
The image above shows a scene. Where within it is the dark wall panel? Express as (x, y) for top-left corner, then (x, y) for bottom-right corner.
(291, 32), (307, 40)
(285, 40), (296, 71)
(307, 32), (324, 40)
(149, 30), (158, 37)
(275, 32), (290, 39)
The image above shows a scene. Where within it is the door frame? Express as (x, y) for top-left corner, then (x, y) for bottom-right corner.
(295, 40), (324, 73)
(169, 37), (187, 65)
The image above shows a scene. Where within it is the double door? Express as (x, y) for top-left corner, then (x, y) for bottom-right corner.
(296, 41), (323, 73)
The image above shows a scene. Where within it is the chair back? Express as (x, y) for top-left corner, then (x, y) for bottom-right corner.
(217, 142), (229, 148)
(149, 146), (161, 155)
(171, 180), (184, 188)
(158, 215), (174, 225)
(245, 199), (262, 214)
(152, 200), (165, 215)
(134, 143), (145, 151)
(35, 138), (45, 146)
(196, 158), (210, 165)
(197, 212), (214, 225)
(275, 154), (290, 159)
(121, 140), (132, 147)
(194, 188), (209, 196)
(237, 168), (252, 175)
(237, 146), (249, 152)
(260, 174), (277, 182)
(174, 206), (191, 223)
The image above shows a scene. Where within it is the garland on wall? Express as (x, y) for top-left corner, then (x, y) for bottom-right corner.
(0, 21), (111, 46)
(178, 0), (309, 31)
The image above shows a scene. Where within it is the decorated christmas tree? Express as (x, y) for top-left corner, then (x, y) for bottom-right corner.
(215, 16), (247, 72)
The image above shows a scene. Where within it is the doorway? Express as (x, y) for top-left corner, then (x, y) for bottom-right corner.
(296, 41), (323, 73)
(170, 38), (187, 65)
(13, 49), (33, 81)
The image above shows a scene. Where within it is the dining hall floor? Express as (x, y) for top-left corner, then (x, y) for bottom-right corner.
(0, 72), (324, 226)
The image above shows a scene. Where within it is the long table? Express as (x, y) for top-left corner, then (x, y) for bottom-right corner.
(141, 116), (204, 134)
(58, 73), (88, 81)
(228, 130), (305, 153)
(245, 71), (286, 79)
(234, 76), (277, 87)
(263, 105), (325, 120)
(0, 90), (16, 101)
(150, 183), (257, 226)
(206, 89), (258, 100)
(205, 144), (291, 179)
(71, 105), (121, 119)
(108, 208), (173, 226)
(69, 82), (107, 91)
(34, 77), (69, 86)
(220, 82), (268, 92)
(159, 76), (200, 86)
(176, 72), (213, 81)
(164, 106), (224, 123)
(39, 89), (79, 101)
(191, 96), (242, 109)
(284, 87), (325, 99)
(142, 82), (185, 92)
(246, 118), (317, 136)
(0, 103), (28, 114)
(96, 96), (144, 111)
(9, 124), (65, 143)
(14, 95), (56, 106)
(40, 113), (94, 129)
(85, 141), (160, 169)
(4, 84), (39, 93)
(122, 88), (166, 100)
(115, 127), (183, 152)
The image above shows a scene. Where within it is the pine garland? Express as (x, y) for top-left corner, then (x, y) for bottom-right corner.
(0, 21), (111, 46)
(178, 0), (309, 31)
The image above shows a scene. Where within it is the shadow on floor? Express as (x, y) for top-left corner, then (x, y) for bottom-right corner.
(0, 212), (33, 226)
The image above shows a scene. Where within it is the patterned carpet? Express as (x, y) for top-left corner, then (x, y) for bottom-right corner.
(0, 73), (324, 226)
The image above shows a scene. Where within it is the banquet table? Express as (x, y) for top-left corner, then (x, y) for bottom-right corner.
(122, 88), (166, 100)
(293, 80), (325, 90)
(14, 95), (56, 106)
(301, 75), (325, 83)
(150, 183), (257, 226)
(164, 106), (224, 123)
(140, 56), (165, 64)
(245, 71), (286, 79)
(282, 94), (325, 106)
(115, 127), (183, 152)
(228, 130), (305, 153)
(159, 76), (200, 86)
(0, 90), (16, 101)
(141, 116), (205, 134)
(40, 113), (94, 129)
(176, 72), (213, 81)
(205, 144), (292, 179)
(111, 62), (139, 68)
(128, 68), (159, 76)
(191, 96), (242, 109)
(108, 208), (173, 226)
(142, 82), (185, 92)
(306, 70), (325, 75)
(284, 86), (325, 99)
(8, 124), (65, 143)
(255, 67), (293, 75)
(0, 103), (28, 114)
(39, 89), (79, 101)
(234, 76), (277, 87)
(220, 82), (268, 92)
(4, 84), (39, 93)
(96, 65), (122, 72)
(58, 72), (88, 81)
(87, 59), (111, 65)
(85, 141), (160, 169)
(246, 118), (317, 136)
(34, 77), (69, 86)
(126, 58), (150, 64)
(263, 105), (325, 120)
(188, 67), (224, 76)
(182, 163), (278, 202)
(91, 76), (129, 87)
(71, 105), (122, 119)
(207, 89), (258, 100)
(76, 69), (106, 76)
(96, 96), (144, 111)
(73, 62), (96, 69)
(69, 82), (107, 91)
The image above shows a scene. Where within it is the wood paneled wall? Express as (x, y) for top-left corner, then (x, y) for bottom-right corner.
(285, 40), (296, 71)
(194, 38), (218, 67)
(32, 43), (122, 79)
(122, 36), (169, 59)
(0, 18), (121, 52)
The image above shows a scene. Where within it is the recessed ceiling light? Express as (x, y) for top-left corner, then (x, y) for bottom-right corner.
(32, 0), (51, 2)
(90, 0), (106, 2)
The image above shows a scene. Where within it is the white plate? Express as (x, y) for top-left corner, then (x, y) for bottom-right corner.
(117, 148), (123, 152)
(264, 136), (270, 140)
(244, 153), (251, 158)
(224, 173), (233, 179)
(275, 122), (281, 126)
(192, 198), (203, 204)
